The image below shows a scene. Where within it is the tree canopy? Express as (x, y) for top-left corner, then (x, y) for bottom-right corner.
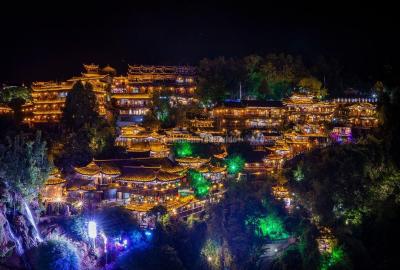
(0, 132), (50, 200)
(61, 81), (99, 131)
(33, 237), (80, 270)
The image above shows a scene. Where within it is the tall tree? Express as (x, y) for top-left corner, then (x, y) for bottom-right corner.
(0, 85), (31, 123)
(0, 132), (50, 201)
(61, 81), (99, 131)
(197, 57), (245, 104)
(298, 77), (328, 98)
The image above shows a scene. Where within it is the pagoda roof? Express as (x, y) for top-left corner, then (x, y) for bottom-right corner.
(175, 157), (210, 164)
(127, 141), (169, 153)
(347, 103), (376, 109)
(31, 81), (73, 91)
(197, 164), (226, 174)
(221, 100), (283, 108)
(125, 195), (197, 212)
(75, 157), (185, 178)
(74, 161), (121, 176)
(65, 178), (93, 191)
(45, 177), (66, 186)
(115, 166), (182, 182)
(111, 93), (151, 99)
(102, 65), (117, 74)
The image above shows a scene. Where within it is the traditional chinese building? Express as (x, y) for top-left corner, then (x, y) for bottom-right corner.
(30, 64), (111, 124)
(31, 81), (71, 123)
(175, 157), (211, 169)
(71, 156), (224, 224)
(284, 94), (336, 124)
(0, 105), (13, 115)
(115, 125), (165, 147)
(67, 64), (111, 116)
(346, 103), (378, 128)
(41, 168), (66, 203)
(330, 127), (353, 143)
(127, 141), (170, 158)
(112, 65), (196, 125)
(211, 100), (285, 135)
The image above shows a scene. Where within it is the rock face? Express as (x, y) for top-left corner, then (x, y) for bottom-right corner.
(0, 205), (14, 257)
(14, 213), (37, 250)
(0, 201), (40, 260)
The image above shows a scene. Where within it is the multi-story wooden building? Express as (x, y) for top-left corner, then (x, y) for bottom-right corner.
(111, 65), (196, 126)
(0, 105), (13, 115)
(29, 64), (111, 124)
(284, 94), (336, 124)
(211, 100), (285, 135)
(70, 156), (225, 225)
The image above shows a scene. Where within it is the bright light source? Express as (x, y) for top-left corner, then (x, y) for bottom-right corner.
(145, 230), (152, 237)
(207, 256), (212, 262)
(88, 221), (97, 239)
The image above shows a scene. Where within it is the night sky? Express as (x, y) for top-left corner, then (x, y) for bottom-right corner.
(1, 1), (398, 84)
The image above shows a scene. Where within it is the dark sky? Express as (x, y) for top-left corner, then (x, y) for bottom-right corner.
(1, 1), (398, 84)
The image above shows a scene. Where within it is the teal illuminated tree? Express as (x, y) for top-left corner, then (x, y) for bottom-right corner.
(225, 155), (245, 174)
(173, 140), (193, 158)
(246, 213), (289, 240)
(320, 246), (346, 270)
(188, 169), (211, 198)
(293, 165), (304, 182)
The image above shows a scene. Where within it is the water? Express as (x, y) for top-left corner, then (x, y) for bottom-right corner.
(23, 201), (43, 242)
(6, 220), (24, 255)
(6, 220), (31, 269)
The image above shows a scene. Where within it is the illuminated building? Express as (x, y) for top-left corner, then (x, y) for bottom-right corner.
(115, 125), (165, 147)
(284, 93), (336, 124)
(0, 105), (12, 115)
(333, 97), (379, 128)
(31, 81), (71, 123)
(112, 65), (196, 125)
(189, 119), (215, 130)
(67, 64), (111, 116)
(164, 128), (203, 143)
(211, 100), (285, 135)
(71, 158), (198, 220)
(330, 127), (352, 143)
(30, 64), (111, 124)
(175, 157), (211, 169)
(40, 168), (66, 203)
(316, 227), (337, 253)
(346, 103), (378, 128)
(21, 102), (34, 125)
(71, 155), (225, 223)
(127, 141), (170, 158)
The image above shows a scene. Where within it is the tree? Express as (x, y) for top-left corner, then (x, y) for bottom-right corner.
(61, 81), (99, 131)
(33, 237), (80, 270)
(0, 131), (50, 201)
(225, 154), (245, 174)
(149, 205), (168, 223)
(298, 77), (328, 98)
(243, 53), (308, 100)
(173, 140), (193, 158)
(57, 81), (116, 171)
(0, 85), (31, 104)
(188, 169), (211, 198)
(142, 111), (161, 130)
(378, 87), (400, 165)
(0, 85), (31, 123)
(197, 57), (245, 104)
